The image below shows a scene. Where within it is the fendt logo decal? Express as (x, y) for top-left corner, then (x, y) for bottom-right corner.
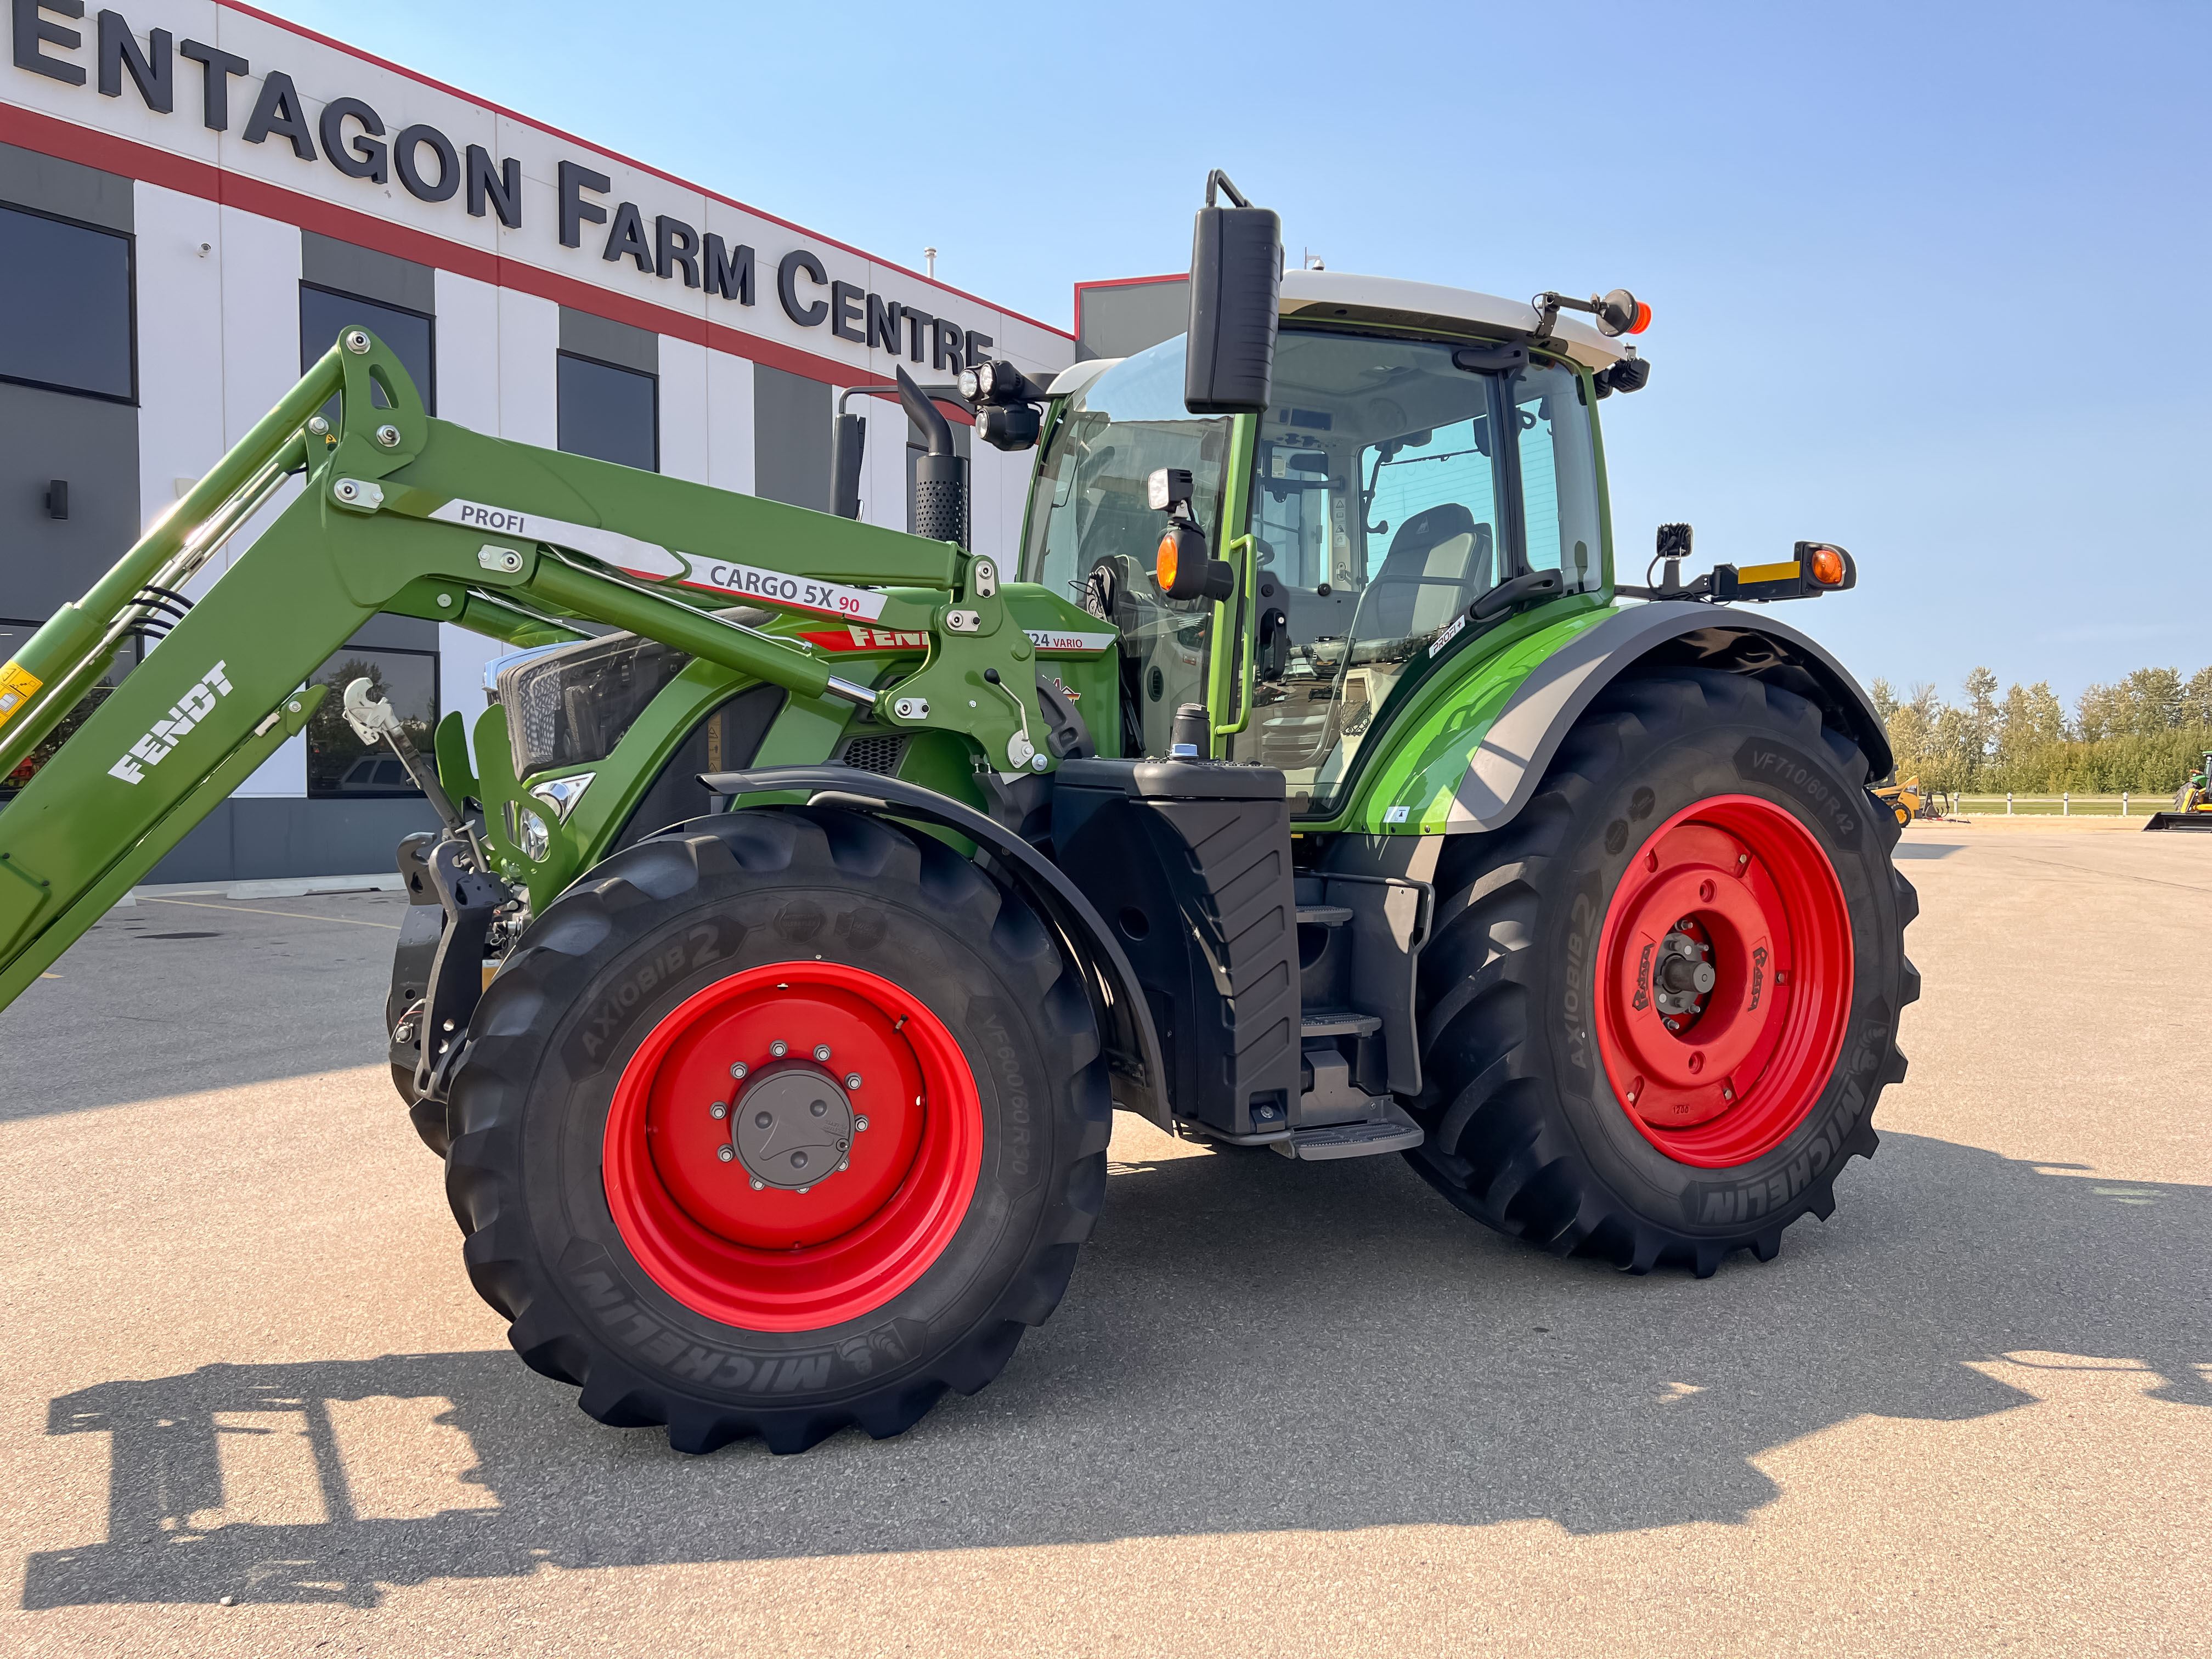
(108, 663), (233, 785)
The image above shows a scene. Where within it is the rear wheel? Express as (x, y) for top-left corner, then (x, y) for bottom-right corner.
(444, 806), (1111, 1452)
(1407, 669), (1918, 1274)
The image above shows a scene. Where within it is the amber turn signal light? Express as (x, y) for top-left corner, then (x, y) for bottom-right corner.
(1153, 524), (1237, 603)
(1155, 531), (1181, 594)
(1808, 545), (1846, 586)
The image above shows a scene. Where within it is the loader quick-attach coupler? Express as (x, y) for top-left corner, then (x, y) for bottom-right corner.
(409, 835), (510, 1102)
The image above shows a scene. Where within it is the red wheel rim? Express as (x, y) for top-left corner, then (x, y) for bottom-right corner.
(1594, 794), (1853, 1168)
(602, 962), (983, 1331)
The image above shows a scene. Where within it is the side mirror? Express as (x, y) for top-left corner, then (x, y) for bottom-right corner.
(1184, 171), (1282, 416)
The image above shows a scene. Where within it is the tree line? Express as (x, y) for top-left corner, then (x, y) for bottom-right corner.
(1872, 665), (2212, 794)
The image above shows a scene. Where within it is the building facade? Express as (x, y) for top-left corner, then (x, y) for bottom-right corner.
(2, 0), (1074, 881)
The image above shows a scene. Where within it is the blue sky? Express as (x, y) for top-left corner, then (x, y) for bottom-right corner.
(285, 0), (2212, 708)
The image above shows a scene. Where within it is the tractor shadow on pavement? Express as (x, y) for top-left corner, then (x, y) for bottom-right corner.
(24, 1131), (2211, 1608)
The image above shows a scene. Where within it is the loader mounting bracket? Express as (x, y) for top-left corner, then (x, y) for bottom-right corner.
(411, 835), (510, 1102)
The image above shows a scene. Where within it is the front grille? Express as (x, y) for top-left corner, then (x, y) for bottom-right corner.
(838, 733), (907, 776)
(499, 633), (691, 777)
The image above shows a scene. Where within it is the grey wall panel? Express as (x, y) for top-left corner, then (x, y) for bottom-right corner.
(301, 231), (434, 314)
(753, 364), (830, 513)
(144, 798), (442, 884)
(1079, 277), (1188, 361)
(0, 141), (131, 232)
(0, 380), (142, 623)
(559, 307), (657, 375)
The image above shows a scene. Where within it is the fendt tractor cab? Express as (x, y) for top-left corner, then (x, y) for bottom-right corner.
(0, 173), (1915, 1453)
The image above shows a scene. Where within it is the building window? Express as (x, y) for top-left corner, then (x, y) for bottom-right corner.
(300, 284), (436, 413)
(558, 352), (659, 472)
(0, 202), (134, 403)
(304, 647), (439, 799)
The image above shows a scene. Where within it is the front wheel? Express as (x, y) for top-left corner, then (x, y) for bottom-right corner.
(443, 806), (1111, 1452)
(1407, 669), (1918, 1274)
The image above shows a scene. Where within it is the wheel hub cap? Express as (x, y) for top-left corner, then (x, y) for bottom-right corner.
(732, 1065), (855, 1192)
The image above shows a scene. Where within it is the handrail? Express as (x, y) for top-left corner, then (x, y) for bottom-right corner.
(0, 345), (345, 781)
(1211, 532), (1260, 741)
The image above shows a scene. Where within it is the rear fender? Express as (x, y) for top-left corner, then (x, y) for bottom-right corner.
(696, 766), (1173, 1130)
(1444, 600), (1892, 832)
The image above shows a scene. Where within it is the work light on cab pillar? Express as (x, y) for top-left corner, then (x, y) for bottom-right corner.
(0, 167), (1914, 1462)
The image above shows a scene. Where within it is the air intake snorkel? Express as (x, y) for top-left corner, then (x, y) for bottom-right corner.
(899, 364), (967, 546)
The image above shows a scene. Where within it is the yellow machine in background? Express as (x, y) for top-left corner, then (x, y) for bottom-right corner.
(2145, 753), (2212, 832)
(1874, 776), (1946, 826)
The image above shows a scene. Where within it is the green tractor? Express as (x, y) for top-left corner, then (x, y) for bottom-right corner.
(0, 174), (1915, 1453)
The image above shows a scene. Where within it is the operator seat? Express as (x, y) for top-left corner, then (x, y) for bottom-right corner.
(1349, 504), (1495, 643)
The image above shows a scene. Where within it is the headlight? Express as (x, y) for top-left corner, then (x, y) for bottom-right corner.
(518, 806), (551, 861)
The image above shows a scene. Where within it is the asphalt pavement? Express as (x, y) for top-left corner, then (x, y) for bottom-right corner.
(0, 828), (2205, 1657)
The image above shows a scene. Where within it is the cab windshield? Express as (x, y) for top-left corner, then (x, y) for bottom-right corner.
(1024, 338), (1232, 758)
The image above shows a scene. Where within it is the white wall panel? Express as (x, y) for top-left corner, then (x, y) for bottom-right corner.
(438, 270), (533, 765)
(132, 183), (224, 539)
(433, 269), (501, 437)
(857, 393), (907, 535)
(208, 206), (306, 797)
(657, 337), (709, 486)
(705, 349), (755, 496)
(494, 289), (560, 449)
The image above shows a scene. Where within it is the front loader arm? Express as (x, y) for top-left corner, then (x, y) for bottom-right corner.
(0, 329), (1051, 1017)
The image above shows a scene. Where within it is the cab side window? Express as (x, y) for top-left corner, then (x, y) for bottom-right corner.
(1513, 362), (1603, 592)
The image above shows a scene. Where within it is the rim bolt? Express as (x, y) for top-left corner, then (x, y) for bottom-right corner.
(838, 1159), (849, 1172)
(730, 1062), (748, 1080)
(845, 1073), (862, 1090)
(749, 1176), (764, 1190)
(715, 1145), (735, 1163)
(797, 1186), (811, 1195)
(854, 1116), (870, 1132)
(1776, 969), (1790, 985)
(769, 1040), (788, 1058)
(814, 1044), (832, 1062)
(709, 1102), (728, 1120)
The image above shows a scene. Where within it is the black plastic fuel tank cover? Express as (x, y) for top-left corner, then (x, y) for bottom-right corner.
(1051, 757), (1299, 1136)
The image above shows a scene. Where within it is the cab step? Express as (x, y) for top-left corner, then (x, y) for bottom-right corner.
(1296, 904), (1355, 926)
(1273, 1101), (1425, 1161)
(1300, 1008), (1382, 1039)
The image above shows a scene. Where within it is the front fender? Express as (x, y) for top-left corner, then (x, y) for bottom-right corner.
(1442, 600), (1891, 832)
(698, 765), (1173, 1131)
